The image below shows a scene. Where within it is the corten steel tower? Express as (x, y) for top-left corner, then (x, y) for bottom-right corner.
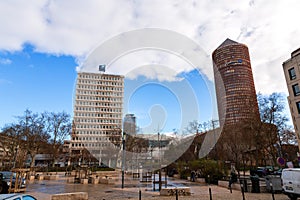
(212, 38), (260, 127)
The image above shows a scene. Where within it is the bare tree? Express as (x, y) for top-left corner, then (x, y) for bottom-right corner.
(19, 110), (50, 168)
(0, 125), (23, 168)
(257, 92), (293, 160)
(44, 111), (71, 167)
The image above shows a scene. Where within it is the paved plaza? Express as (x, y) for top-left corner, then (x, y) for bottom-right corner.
(24, 173), (290, 200)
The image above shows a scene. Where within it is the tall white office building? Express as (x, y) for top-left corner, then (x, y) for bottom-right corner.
(71, 72), (124, 167)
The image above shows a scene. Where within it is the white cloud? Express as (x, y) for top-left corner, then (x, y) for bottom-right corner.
(0, 58), (12, 65)
(0, 0), (300, 94)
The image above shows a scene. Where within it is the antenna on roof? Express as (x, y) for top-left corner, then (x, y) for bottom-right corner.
(99, 64), (106, 72)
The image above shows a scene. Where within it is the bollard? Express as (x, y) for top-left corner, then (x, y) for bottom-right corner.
(176, 188), (178, 200)
(241, 184), (245, 200)
(209, 187), (212, 200)
(271, 184), (275, 200)
(139, 189), (141, 200)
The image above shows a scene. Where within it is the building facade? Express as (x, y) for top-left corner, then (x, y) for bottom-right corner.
(212, 38), (260, 127)
(282, 48), (300, 151)
(123, 114), (136, 135)
(71, 72), (124, 167)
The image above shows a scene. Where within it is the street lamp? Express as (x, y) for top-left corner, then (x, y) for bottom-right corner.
(158, 132), (162, 191)
(13, 145), (19, 168)
(121, 132), (126, 189)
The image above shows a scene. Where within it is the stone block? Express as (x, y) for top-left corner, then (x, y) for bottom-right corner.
(29, 175), (35, 181)
(99, 177), (115, 184)
(195, 178), (205, 183)
(91, 177), (99, 184)
(81, 178), (88, 184)
(37, 175), (44, 181)
(44, 175), (59, 180)
(51, 192), (88, 200)
(67, 177), (75, 183)
(160, 187), (191, 196)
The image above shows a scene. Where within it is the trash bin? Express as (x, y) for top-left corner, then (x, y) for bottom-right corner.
(250, 176), (260, 193)
(239, 178), (248, 192)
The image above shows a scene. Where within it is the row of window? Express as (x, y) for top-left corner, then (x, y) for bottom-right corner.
(78, 79), (123, 86)
(73, 130), (121, 135)
(76, 101), (121, 107)
(71, 142), (116, 148)
(76, 90), (123, 96)
(74, 112), (122, 119)
(77, 85), (123, 91)
(75, 124), (118, 129)
(73, 136), (121, 141)
(79, 74), (122, 81)
(74, 118), (121, 124)
(75, 106), (122, 113)
(76, 95), (122, 102)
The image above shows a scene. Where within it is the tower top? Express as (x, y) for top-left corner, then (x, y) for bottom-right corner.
(216, 38), (238, 49)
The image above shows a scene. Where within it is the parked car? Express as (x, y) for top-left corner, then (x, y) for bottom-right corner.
(0, 194), (36, 200)
(281, 168), (300, 200)
(251, 166), (274, 177)
(0, 171), (26, 194)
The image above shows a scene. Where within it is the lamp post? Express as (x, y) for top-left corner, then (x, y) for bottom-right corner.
(13, 145), (19, 168)
(158, 132), (162, 191)
(122, 132), (126, 189)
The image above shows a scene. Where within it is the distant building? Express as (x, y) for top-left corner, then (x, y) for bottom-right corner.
(123, 114), (136, 135)
(71, 72), (124, 167)
(212, 38), (260, 127)
(282, 48), (300, 151)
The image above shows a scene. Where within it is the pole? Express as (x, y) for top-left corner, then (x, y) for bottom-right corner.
(209, 187), (212, 200)
(241, 183), (245, 200)
(165, 167), (167, 188)
(122, 132), (126, 189)
(271, 183), (275, 200)
(158, 131), (162, 191)
(139, 189), (141, 200)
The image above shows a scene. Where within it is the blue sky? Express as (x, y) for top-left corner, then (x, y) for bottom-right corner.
(0, 0), (299, 133)
(0, 44), (216, 133)
(0, 44), (77, 127)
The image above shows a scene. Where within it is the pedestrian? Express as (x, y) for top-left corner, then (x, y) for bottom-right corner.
(228, 169), (237, 189)
(191, 171), (196, 182)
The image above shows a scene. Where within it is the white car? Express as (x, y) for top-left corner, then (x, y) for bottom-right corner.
(282, 168), (300, 200)
(0, 194), (36, 200)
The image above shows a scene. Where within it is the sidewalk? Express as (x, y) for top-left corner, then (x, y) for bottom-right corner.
(25, 174), (289, 200)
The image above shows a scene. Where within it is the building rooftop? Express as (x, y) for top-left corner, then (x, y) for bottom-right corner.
(216, 38), (239, 49)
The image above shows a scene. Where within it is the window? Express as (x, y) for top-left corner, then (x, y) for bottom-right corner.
(288, 67), (296, 80)
(292, 84), (300, 96)
(296, 101), (300, 114)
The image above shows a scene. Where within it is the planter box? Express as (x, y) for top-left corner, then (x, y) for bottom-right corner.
(160, 187), (191, 196)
